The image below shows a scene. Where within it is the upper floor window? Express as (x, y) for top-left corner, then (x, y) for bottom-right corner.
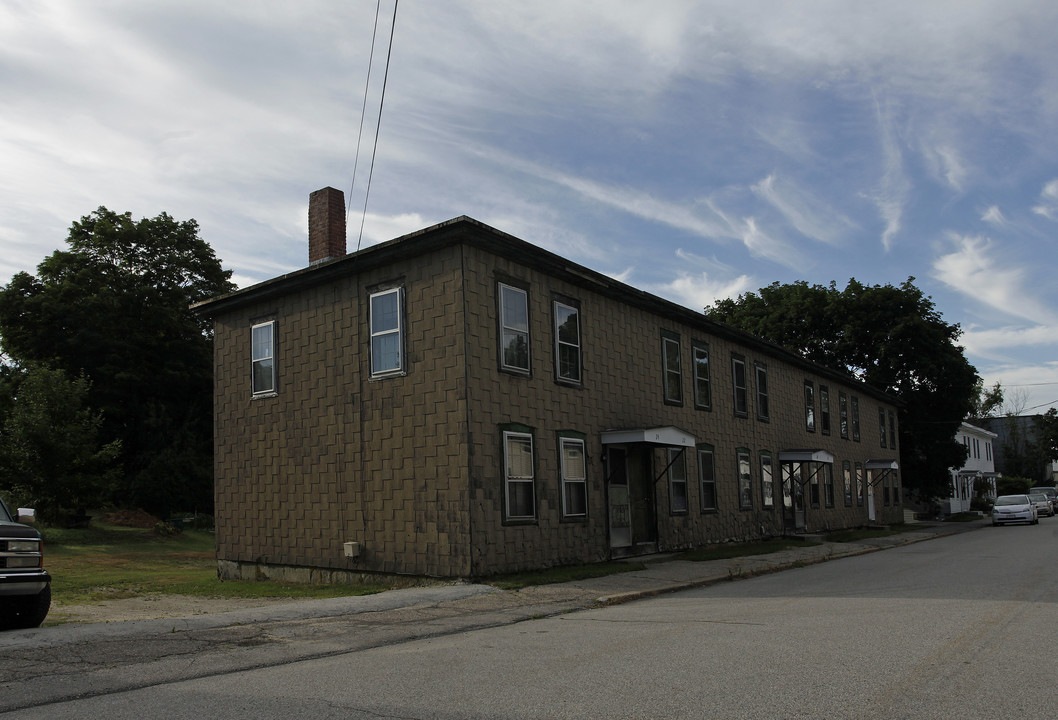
(560, 437), (587, 518)
(251, 320), (276, 395)
(732, 356), (748, 417)
(839, 391), (849, 439)
(692, 341), (712, 410)
(370, 287), (403, 377)
(755, 364), (770, 420)
(553, 300), (581, 384)
(668, 448), (688, 513)
(662, 331), (683, 405)
(879, 407), (888, 448)
(888, 410), (897, 449)
(851, 396), (861, 441)
(804, 382), (816, 432)
(504, 430), (535, 520)
(820, 386), (831, 435)
(499, 283), (530, 373)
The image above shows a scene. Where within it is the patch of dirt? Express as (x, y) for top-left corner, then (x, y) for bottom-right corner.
(101, 509), (161, 528)
(46, 594), (309, 625)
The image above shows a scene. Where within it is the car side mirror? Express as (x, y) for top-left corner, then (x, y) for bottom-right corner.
(16, 508), (36, 525)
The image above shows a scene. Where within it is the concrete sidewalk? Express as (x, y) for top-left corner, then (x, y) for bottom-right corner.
(0, 518), (988, 713)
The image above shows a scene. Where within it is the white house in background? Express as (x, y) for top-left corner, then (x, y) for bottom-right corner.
(947, 422), (1000, 514)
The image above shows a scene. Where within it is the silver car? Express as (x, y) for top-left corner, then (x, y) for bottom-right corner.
(1029, 493), (1055, 517)
(992, 494), (1038, 526)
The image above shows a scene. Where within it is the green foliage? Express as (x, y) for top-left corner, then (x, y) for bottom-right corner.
(969, 380), (1004, 420)
(0, 363), (121, 522)
(0, 208), (235, 516)
(706, 277), (979, 502)
(996, 476), (1032, 495)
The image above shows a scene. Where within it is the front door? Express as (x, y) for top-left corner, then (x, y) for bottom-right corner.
(781, 462), (807, 532)
(608, 448), (631, 549)
(607, 446), (657, 550)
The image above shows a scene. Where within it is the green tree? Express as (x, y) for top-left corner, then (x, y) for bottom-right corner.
(0, 208), (235, 515)
(706, 278), (978, 501)
(0, 363), (121, 522)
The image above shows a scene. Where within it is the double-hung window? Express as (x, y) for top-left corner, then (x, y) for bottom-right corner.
(755, 364), (769, 420)
(804, 382), (816, 432)
(820, 386), (831, 435)
(554, 301), (581, 384)
(851, 396), (861, 441)
(839, 392), (849, 439)
(760, 451), (774, 509)
(855, 461), (864, 506)
(737, 448), (753, 509)
(888, 411), (897, 449)
(560, 437), (587, 518)
(370, 287), (403, 376)
(504, 431), (535, 520)
(251, 320), (276, 395)
(843, 461), (853, 506)
(823, 463), (835, 508)
(699, 446), (717, 511)
(692, 342), (711, 410)
(499, 283), (530, 373)
(668, 449), (688, 513)
(662, 331), (682, 405)
(732, 356), (748, 417)
(879, 407), (888, 448)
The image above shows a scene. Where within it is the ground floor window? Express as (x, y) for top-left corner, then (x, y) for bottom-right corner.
(809, 463), (820, 508)
(823, 463), (835, 508)
(699, 446), (717, 511)
(760, 451), (774, 509)
(843, 461), (853, 506)
(855, 462), (865, 506)
(737, 448), (753, 509)
(668, 448), (688, 513)
(560, 437), (586, 518)
(504, 431), (535, 520)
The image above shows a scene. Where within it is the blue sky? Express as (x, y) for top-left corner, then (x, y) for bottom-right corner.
(2, 1), (1057, 413)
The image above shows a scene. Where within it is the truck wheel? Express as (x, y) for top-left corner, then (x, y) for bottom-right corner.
(1, 586), (51, 630)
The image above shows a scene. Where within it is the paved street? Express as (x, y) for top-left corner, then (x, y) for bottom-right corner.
(4, 519), (1056, 718)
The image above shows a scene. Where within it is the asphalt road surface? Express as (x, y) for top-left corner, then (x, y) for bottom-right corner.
(7, 521), (1057, 719)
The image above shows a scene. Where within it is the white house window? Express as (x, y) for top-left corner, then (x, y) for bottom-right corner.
(662, 332), (682, 404)
(737, 448), (753, 509)
(504, 431), (535, 520)
(251, 320), (275, 395)
(500, 284), (530, 373)
(732, 356), (748, 416)
(699, 447), (717, 511)
(693, 342), (711, 410)
(554, 301), (581, 383)
(668, 449), (688, 513)
(370, 287), (403, 376)
(560, 437), (587, 518)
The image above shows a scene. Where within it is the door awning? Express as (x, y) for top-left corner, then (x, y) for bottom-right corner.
(866, 459), (900, 470)
(601, 426), (696, 447)
(778, 449), (835, 464)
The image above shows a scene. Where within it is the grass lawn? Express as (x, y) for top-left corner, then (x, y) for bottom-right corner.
(42, 522), (390, 607)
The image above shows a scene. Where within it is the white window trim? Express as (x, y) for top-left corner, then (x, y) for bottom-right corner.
(554, 301), (581, 384)
(662, 335), (683, 404)
(499, 283), (530, 373)
(504, 431), (535, 520)
(251, 320), (276, 396)
(560, 437), (587, 518)
(369, 286), (404, 377)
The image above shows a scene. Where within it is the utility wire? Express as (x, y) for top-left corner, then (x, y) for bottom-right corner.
(346, 0), (384, 222)
(356, 0), (399, 252)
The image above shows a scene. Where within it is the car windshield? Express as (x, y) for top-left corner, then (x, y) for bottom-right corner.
(996, 496), (1029, 506)
(1030, 488), (1055, 496)
(0, 498), (12, 522)
(1030, 494), (1047, 501)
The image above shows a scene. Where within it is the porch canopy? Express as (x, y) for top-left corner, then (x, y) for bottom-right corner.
(778, 449), (835, 464)
(777, 449), (835, 488)
(866, 458), (900, 486)
(600, 426), (696, 447)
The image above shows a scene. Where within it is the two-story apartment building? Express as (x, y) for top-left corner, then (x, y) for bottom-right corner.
(194, 188), (902, 581)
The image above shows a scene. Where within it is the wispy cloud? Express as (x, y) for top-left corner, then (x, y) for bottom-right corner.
(751, 173), (856, 246)
(981, 205), (1006, 225)
(1032, 179), (1058, 220)
(932, 233), (1050, 323)
(654, 271), (756, 312)
(869, 94), (911, 251)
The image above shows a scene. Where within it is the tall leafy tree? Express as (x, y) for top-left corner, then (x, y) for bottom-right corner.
(0, 208), (235, 515)
(706, 278), (978, 501)
(0, 363), (121, 522)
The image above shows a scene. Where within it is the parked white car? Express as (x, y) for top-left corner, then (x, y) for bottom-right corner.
(992, 494), (1038, 526)
(1029, 493), (1055, 518)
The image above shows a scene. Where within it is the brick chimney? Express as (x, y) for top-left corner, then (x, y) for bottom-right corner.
(308, 187), (346, 264)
